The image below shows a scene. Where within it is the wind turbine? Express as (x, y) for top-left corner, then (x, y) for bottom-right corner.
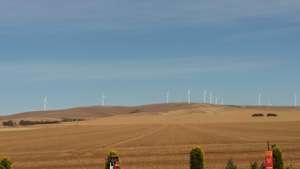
(101, 93), (106, 106)
(215, 97), (218, 105)
(209, 92), (213, 104)
(258, 93), (262, 106)
(187, 89), (191, 104)
(166, 91), (170, 104)
(268, 99), (272, 106)
(294, 93), (297, 107)
(43, 96), (48, 111)
(203, 90), (207, 103)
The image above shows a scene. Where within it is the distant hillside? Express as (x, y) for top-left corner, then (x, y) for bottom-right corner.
(2, 103), (300, 123)
(1, 103), (197, 121)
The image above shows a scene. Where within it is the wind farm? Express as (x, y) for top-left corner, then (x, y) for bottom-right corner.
(1, 85), (299, 169)
(1, 93), (300, 169)
(1, 1), (300, 169)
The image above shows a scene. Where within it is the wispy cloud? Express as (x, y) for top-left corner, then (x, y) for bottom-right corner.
(0, 57), (277, 81)
(0, 0), (299, 31)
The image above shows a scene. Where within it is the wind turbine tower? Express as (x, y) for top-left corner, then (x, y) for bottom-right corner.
(203, 90), (207, 103)
(209, 92), (213, 104)
(166, 91), (169, 104)
(43, 96), (48, 111)
(101, 93), (106, 106)
(258, 93), (262, 106)
(294, 94), (297, 107)
(215, 97), (218, 105)
(188, 89), (191, 104)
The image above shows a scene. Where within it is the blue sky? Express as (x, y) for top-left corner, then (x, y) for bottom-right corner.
(0, 0), (300, 114)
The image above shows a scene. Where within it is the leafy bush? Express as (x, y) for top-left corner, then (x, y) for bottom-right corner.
(272, 145), (283, 169)
(225, 159), (238, 169)
(190, 146), (205, 169)
(2, 120), (16, 127)
(19, 120), (60, 126)
(0, 157), (12, 169)
(105, 150), (120, 169)
(267, 113), (278, 117)
(250, 161), (258, 169)
(252, 113), (264, 117)
(259, 162), (264, 169)
(61, 118), (85, 122)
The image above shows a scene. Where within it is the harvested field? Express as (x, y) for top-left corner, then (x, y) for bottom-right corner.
(1, 104), (300, 169)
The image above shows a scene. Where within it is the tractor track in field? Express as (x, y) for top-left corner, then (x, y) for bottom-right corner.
(179, 124), (252, 142)
(102, 124), (167, 148)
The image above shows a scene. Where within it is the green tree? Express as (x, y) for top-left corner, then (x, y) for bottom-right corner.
(190, 146), (205, 169)
(250, 161), (258, 169)
(259, 162), (264, 169)
(225, 159), (238, 169)
(0, 157), (12, 169)
(105, 150), (120, 169)
(272, 145), (284, 169)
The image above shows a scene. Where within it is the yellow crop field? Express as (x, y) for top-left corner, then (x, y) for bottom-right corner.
(1, 104), (300, 169)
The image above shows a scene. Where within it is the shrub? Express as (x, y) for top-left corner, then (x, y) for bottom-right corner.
(267, 113), (278, 117)
(250, 161), (258, 169)
(272, 145), (283, 169)
(259, 162), (264, 169)
(2, 120), (16, 127)
(225, 159), (238, 169)
(61, 118), (85, 122)
(252, 113), (264, 117)
(0, 157), (12, 169)
(190, 146), (205, 169)
(19, 120), (60, 126)
(105, 150), (120, 169)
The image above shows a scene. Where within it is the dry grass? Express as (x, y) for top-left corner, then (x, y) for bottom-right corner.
(1, 104), (300, 169)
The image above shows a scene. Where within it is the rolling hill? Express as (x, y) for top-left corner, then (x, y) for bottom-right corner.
(1, 103), (198, 121)
(1, 103), (300, 123)
(1, 103), (300, 169)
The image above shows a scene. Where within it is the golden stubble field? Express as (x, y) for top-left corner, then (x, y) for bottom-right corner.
(1, 104), (300, 169)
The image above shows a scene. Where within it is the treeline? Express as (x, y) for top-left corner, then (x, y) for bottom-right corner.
(252, 113), (278, 117)
(2, 120), (17, 127)
(19, 120), (60, 126)
(1, 143), (294, 169)
(2, 118), (85, 127)
(189, 144), (293, 169)
(61, 118), (85, 122)
(104, 144), (294, 169)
